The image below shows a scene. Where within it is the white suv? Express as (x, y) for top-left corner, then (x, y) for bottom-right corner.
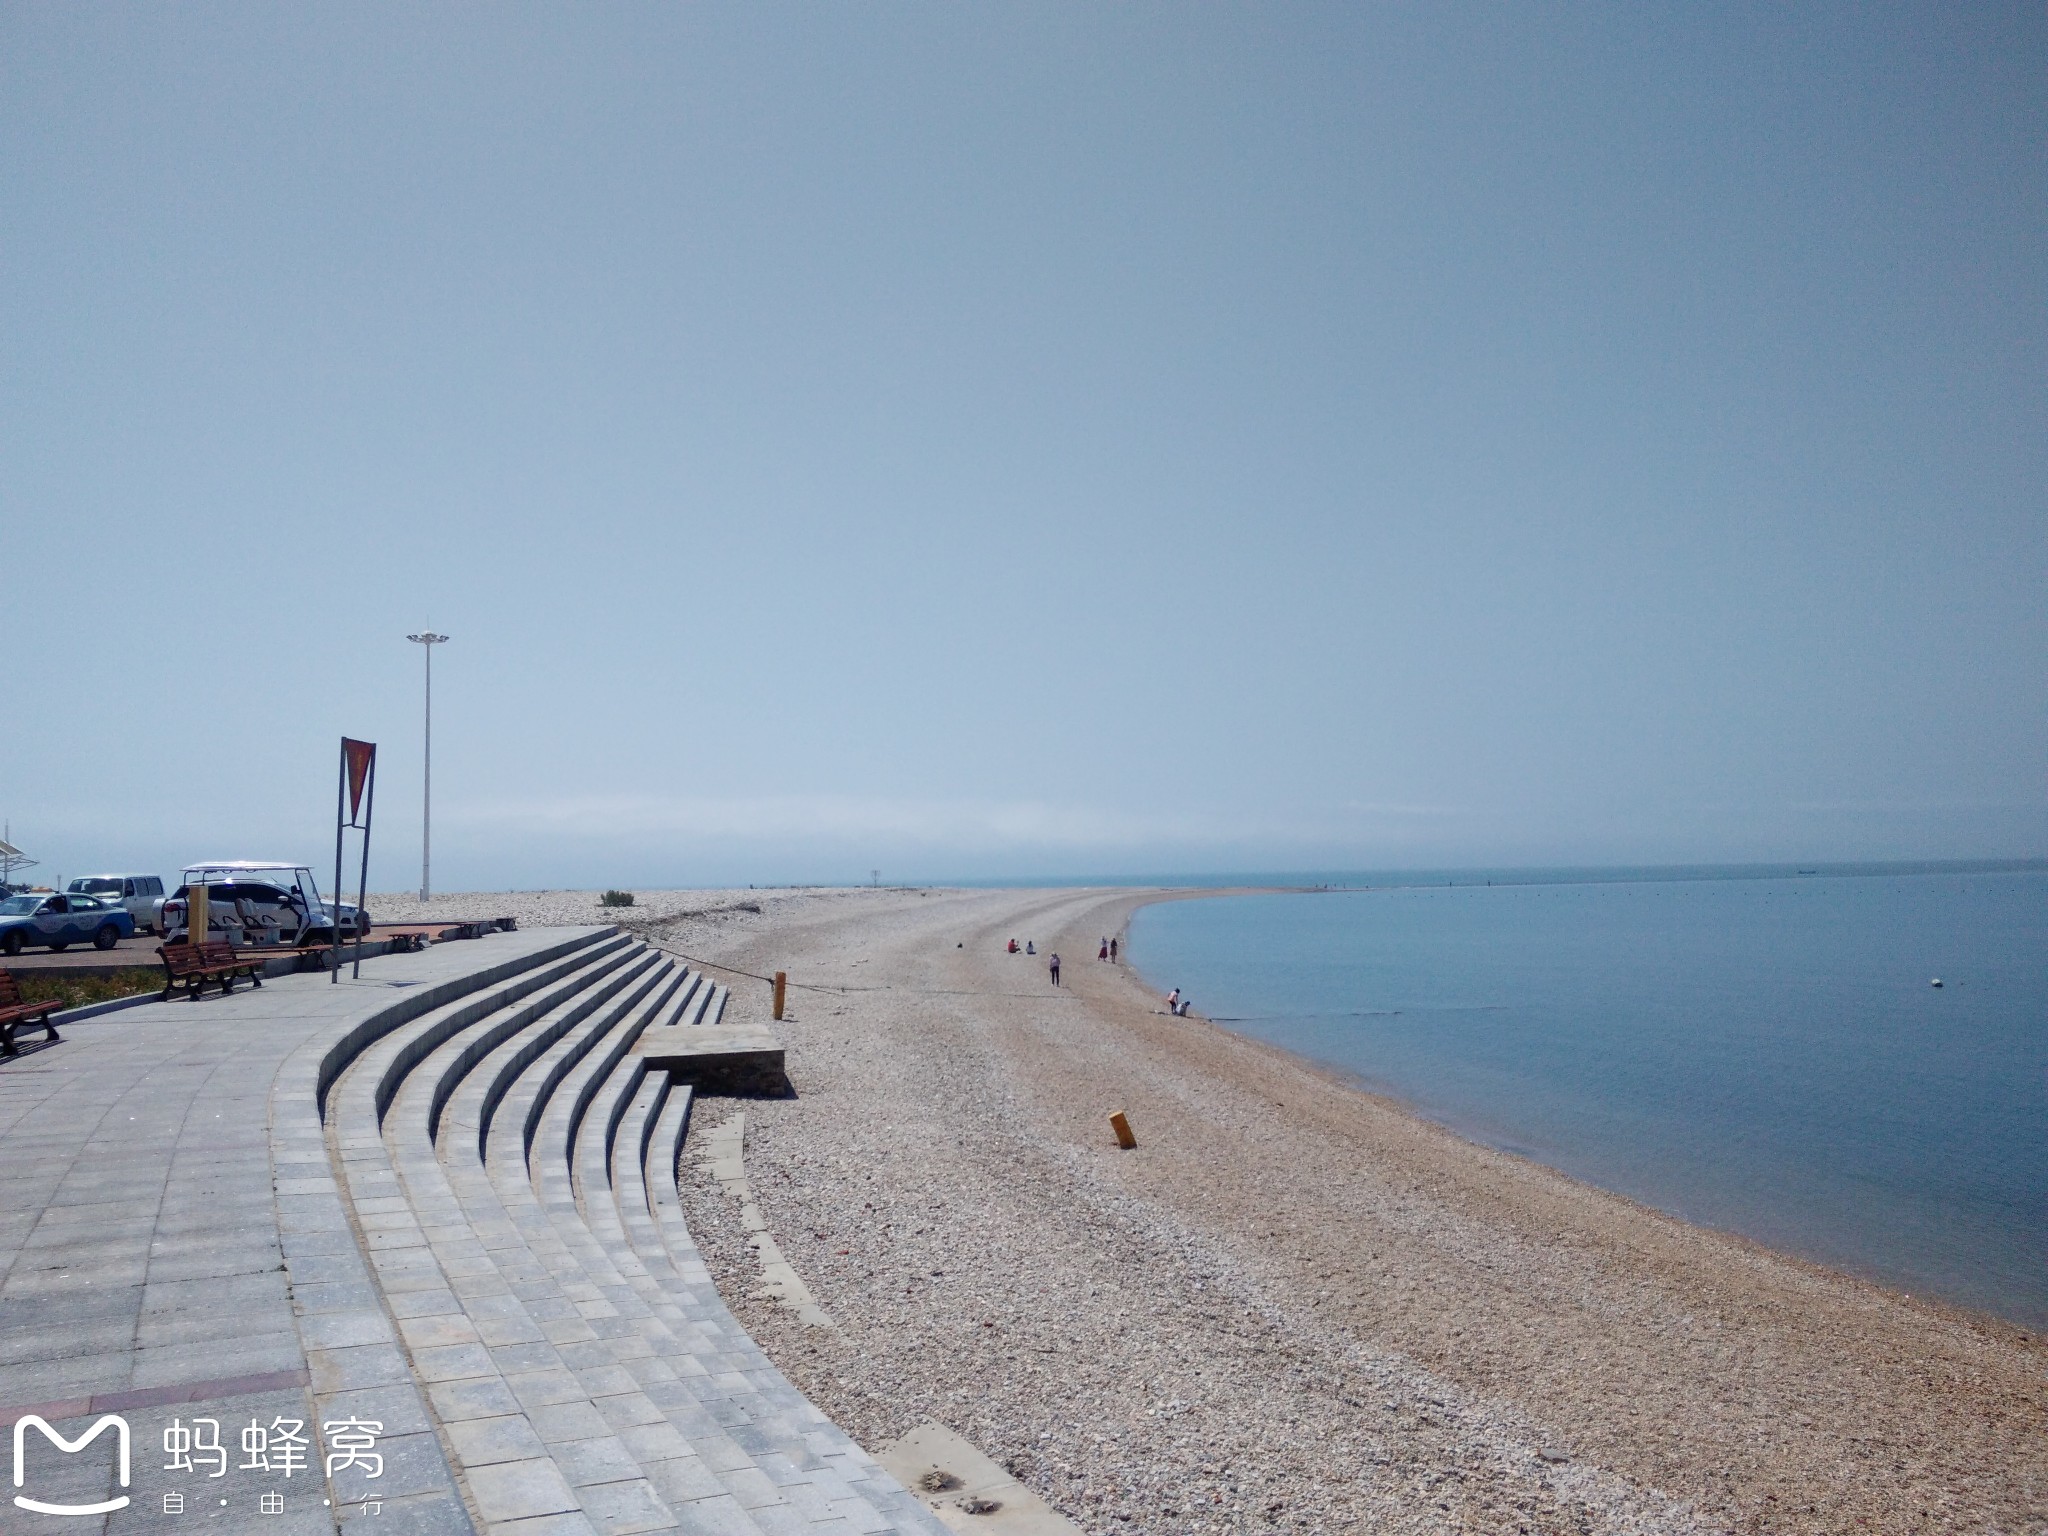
(160, 863), (372, 947)
(66, 874), (167, 934)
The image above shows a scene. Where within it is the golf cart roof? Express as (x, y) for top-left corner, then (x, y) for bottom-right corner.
(184, 862), (312, 877)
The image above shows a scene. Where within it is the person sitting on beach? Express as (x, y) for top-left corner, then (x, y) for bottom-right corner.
(1049, 952), (1061, 986)
(1026, 940), (1035, 955)
(1176, 996), (1191, 1016)
(1165, 987), (1179, 1014)
(1007, 938), (1019, 953)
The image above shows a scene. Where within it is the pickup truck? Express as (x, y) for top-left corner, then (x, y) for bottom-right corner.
(66, 874), (168, 934)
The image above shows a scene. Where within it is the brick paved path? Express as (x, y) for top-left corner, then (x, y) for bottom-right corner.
(1, 932), (583, 1533)
(0, 928), (945, 1536)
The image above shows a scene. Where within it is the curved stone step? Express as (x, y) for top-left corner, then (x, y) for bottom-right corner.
(454, 977), (785, 1532)
(654, 975), (722, 1031)
(497, 1004), (910, 1529)
(642, 1084), (711, 1289)
(614, 1071), (673, 1261)
(513, 969), (691, 1178)
(475, 972), (680, 1302)
(323, 944), (662, 1520)
(699, 984), (728, 1028)
(312, 935), (946, 1536)
(550, 985), (672, 1197)
(322, 939), (643, 1315)
(425, 947), (656, 1148)
(475, 968), (685, 1191)
(323, 937), (639, 1325)
(359, 933), (636, 1129)
(438, 953), (673, 1167)
(521, 988), (700, 1328)
(368, 950), (695, 1533)
(569, 1048), (680, 1298)
(563, 1051), (946, 1536)
(307, 927), (618, 1125)
(630, 1087), (945, 1534)
(617, 1081), (734, 1330)
(601, 1070), (670, 1246)
(384, 945), (664, 1255)
(274, 925), (618, 1535)
(654, 972), (707, 1029)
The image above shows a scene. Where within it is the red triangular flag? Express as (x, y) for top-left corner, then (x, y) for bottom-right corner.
(343, 738), (376, 825)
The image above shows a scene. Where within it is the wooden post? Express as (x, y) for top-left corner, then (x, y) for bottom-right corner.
(772, 971), (787, 1021)
(187, 883), (209, 945)
(1109, 1110), (1136, 1150)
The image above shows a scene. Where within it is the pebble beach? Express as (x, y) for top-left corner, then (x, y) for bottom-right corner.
(371, 886), (2048, 1534)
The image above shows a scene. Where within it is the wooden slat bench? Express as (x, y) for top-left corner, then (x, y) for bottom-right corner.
(156, 941), (267, 1001)
(0, 968), (59, 1057)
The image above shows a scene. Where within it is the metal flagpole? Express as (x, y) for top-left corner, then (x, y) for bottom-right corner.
(407, 633), (450, 901)
(352, 744), (377, 980)
(331, 742), (346, 984)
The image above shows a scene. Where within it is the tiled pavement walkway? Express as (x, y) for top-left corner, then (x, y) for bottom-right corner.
(0, 930), (948, 1536)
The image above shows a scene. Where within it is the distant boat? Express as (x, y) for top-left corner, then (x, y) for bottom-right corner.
(1931, 978), (1943, 988)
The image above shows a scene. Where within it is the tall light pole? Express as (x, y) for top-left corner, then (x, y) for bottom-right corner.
(406, 632), (450, 900)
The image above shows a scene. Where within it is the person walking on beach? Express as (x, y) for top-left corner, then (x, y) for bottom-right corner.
(1049, 952), (1061, 986)
(1165, 987), (1179, 1014)
(1109, 936), (1118, 963)
(1098, 939), (1109, 961)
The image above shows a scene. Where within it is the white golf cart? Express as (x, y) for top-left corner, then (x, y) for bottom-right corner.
(160, 862), (372, 947)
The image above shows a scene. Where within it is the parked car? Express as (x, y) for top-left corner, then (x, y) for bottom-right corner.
(0, 892), (137, 955)
(65, 874), (168, 934)
(160, 862), (372, 947)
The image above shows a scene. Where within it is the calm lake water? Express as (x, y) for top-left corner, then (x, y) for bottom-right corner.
(1127, 869), (2048, 1327)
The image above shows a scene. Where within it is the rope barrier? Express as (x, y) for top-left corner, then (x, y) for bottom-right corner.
(639, 939), (1088, 1002)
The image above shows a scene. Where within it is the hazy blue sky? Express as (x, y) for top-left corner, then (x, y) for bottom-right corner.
(4, 4), (2043, 889)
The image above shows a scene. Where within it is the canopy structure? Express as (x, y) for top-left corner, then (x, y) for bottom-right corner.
(0, 832), (38, 887)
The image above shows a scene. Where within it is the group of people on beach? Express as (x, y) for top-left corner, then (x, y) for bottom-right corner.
(1007, 934), (1120, 989)
(1003, 930), (1184, 1010)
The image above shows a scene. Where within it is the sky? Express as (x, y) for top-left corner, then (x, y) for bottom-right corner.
(3, 3), (2043, 890)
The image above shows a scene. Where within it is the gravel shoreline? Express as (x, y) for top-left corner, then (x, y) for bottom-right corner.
(376, 887), (2047, 1534)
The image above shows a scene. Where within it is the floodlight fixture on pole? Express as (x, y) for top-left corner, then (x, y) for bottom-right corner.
(406, 632), (450, 900)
